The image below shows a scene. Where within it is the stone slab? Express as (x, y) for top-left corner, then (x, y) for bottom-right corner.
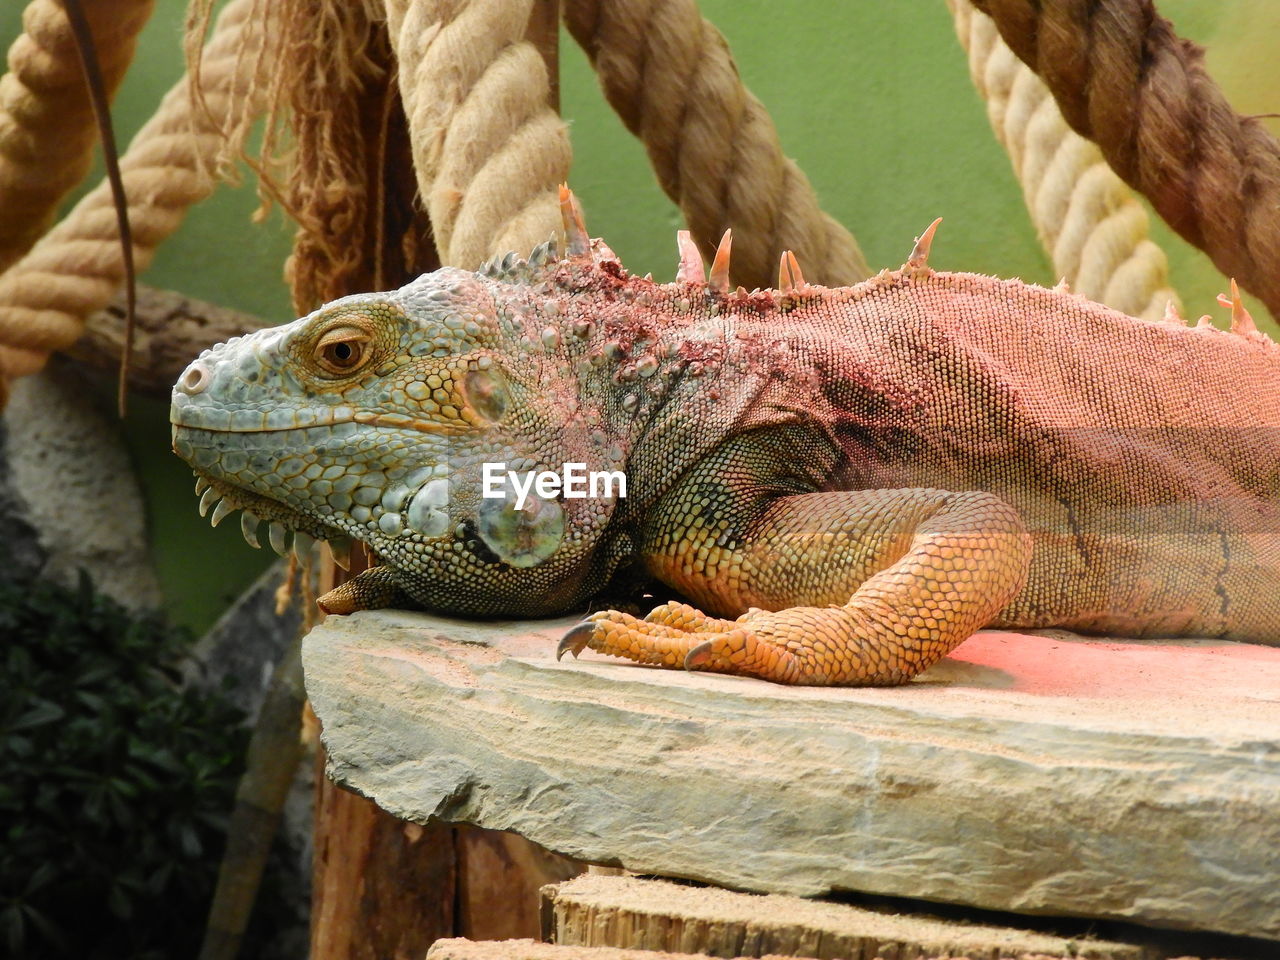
(303, 609), (1280, 940)
(2, 362), (160, 609)
(543, 874), (1143, 959)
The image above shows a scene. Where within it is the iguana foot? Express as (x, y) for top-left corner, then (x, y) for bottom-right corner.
(317, 565), (415, 614)
(557, 602), (813, 681)
(559, 596), (1003, 685)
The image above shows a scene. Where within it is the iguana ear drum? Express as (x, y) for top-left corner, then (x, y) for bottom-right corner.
(405, 478), (450, 538)
(476, 493), (565, 568)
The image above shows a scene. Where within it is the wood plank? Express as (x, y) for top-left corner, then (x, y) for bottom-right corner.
(426, 939), (783, 960)
(543, 874), (1141, 960)
(302, 609), (1280, 940)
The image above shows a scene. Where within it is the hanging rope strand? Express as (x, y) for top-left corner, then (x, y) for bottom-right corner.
(950, 0), (1180, 321)
(562, 0), (868, 289)
(968, 0), (1280, 318)
(0, 0), (154, 275)
(382, 0), (570, 269)
(0, 0), (270, 382)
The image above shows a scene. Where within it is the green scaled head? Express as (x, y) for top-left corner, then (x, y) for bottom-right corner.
(169, 195), (647, 616)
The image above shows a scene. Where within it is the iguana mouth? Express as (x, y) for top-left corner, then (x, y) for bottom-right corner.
(190, 469), (355, 569)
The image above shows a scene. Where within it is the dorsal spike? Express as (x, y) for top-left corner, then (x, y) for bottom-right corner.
(590, 237), (618, 263)
(785, 251), (805, 289)
(1217, 279), (1257, 335)
(558, 184), (590, 258)
(1053, 277), (1071, 295)
(1195, 314), (1214, 329)
(777, 251), (793, 293)
(709, 229), (732, 294)
(676, 230), (705, 284)
(528, 231), (559, 267)
(905, 217), (943, 273)
(1163, 299), (1184, 325)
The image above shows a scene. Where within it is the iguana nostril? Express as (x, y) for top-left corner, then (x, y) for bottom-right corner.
(177, 362), (212, 395)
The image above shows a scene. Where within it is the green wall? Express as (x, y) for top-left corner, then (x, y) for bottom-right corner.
(3, 0), (1276, 633)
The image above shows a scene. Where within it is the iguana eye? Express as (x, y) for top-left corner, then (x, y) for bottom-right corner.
(314, 326), (371, 375)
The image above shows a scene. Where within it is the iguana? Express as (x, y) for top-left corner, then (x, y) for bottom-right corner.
(170, 188), (1280, 686)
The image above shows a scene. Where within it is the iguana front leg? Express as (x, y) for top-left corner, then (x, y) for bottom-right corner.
(559, 485), (1031, 686)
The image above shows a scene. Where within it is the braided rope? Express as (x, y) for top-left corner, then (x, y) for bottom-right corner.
(562, 0), (868, 290)
(951, 0), (1180, 321)
(0, 0), (268, 381)
(382, 0), (570, 269)
(0, 0), (155, 275)
(969, 0), (1280, 318)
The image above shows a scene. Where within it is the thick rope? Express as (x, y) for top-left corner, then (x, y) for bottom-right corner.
(0, 0), (154, 276)
(185, 0), (428, 315)
(382, 0), (570, 269)
(0, 0), (268, 382)
(562, 0), (868, 290)
(950, 0), (1179, 321)
(968, 0), (1280, 319)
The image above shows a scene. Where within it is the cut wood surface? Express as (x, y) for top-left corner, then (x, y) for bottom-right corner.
(544, 874), (1143, 960)
(426, 937), (1105, 960)
(426, 940), (793, 960)
(303, 609), (1280, 940)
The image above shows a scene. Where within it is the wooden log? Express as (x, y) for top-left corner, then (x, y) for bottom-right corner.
(542, 874), (1141, 960)
(302, 609), (1280, 941)
(427, 939), (790, 960)
(310, 784), (585, 954)
(312, 544), (458, 957)
(312, 545), (463, 960)
(311, 770), (456, 960)
(457, 826), (586, 939)
(66, 285), (262, 395)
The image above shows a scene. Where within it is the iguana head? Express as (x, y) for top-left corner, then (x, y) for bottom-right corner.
(170, 193), (653, 616)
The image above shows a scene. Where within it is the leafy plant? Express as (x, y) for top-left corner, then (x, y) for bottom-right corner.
(0, 571), (251, 959)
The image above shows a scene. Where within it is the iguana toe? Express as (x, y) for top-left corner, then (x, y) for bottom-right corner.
(554, 608), (701, 668)
(642, 601), (739, 632)
(316, 565), (414, 615)
(556, 603), (781, 675)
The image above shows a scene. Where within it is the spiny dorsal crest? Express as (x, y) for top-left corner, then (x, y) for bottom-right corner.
(1217, 278), (1258, 336)
(777, 250), (806, 295)
(903, 217), (942, 277)
(559, 183), (591, 258)
(482, 186), (824, 300)
(675, 230), (705, 284)
(708, 230), (732, 294)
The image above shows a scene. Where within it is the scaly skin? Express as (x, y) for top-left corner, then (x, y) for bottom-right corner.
(170, 193), (1280, 685)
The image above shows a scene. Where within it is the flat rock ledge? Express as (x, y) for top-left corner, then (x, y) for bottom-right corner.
(303, 609), (1280, 941)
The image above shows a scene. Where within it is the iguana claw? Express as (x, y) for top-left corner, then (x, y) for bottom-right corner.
(557, 622), (596, 660)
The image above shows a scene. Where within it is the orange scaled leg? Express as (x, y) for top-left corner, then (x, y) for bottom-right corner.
(558, 488), (1031, 686)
